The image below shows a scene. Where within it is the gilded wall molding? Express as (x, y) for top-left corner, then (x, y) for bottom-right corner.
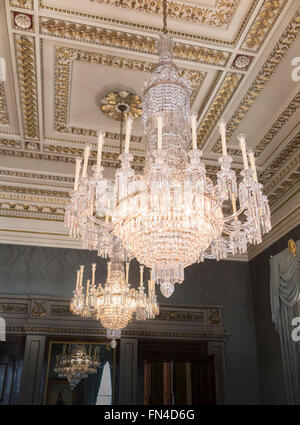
(54, 46), (205, 137)
(241, 0), (288, 52)
(0, 82), (9, 125)
(90, 0), (240, 27)
(197, 72), (243, 149)
(14, 34), (39, 140)
(212, 10), (300, 154)
(40, 17), (230, 67)
(264, 152), (300, 197)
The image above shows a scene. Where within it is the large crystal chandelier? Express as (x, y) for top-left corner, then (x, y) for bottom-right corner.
(65, 0), (271, 298)
(70, 241), (159, 347)
(54, 344), (100, 390)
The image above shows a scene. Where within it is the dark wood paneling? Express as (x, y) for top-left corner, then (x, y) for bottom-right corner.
(0, 335), (25, 404)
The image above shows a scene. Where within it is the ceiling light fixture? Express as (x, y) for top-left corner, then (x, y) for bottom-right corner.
(65, 0), (271, 298)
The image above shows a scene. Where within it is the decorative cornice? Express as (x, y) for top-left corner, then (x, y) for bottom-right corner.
(14, 35), (39, 140)
(0, 168), (74, 184)
(0, 184), (70, 199)
(197, 72), (243, 149)
(241, 0), (288, 52)
(40, 17), (230, 67)
(0, 82), (9, 125)
(255, 92), (300, 155)
(0, 148), (145, 171)
(88, 0), (239, 27)
(212, 10), (300, 153)
(259, 132), (300, 185)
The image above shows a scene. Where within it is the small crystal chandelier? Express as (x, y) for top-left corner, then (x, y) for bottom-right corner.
(70, 241), (159, 347)
(65, 0), (271, 298)
(54, 344), (100, 390)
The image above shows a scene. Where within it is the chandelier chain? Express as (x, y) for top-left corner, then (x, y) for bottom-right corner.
(163, 0), (168, 34)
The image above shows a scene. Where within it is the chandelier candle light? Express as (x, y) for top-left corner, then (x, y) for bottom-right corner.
(65, 0), (271, 299)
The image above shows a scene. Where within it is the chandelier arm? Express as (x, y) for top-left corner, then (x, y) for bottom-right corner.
(222, 207), (245, 223)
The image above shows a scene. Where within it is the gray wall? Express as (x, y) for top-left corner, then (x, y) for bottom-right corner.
(249, 225), (300, 405)
(0, 243), (260, 404)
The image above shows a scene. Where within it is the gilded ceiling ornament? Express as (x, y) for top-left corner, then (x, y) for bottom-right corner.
(0, 82), (9, 125)
(196, 72), (243, 149)
(232, 54), (252, 70)
(13, 12), (33, 29)
(100, 90), (142, 121)
(40, 17), (229, 67)
(212, 10), (300, 154)
(89, 0), (239, 27)
(241, 0), (288, 52)
(0, 139), (21, 149)
(25, 141), (40, 151)
(14, 35), (39, 140)
(9, 0), (33, 9)
(40, 0), (258, 47)
(31, 301), (46, 318)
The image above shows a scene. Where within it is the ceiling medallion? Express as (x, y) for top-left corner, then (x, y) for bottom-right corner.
(233, 54), (251, 70)
(14, 12), (32, 29)
(99, 90), (142, 121)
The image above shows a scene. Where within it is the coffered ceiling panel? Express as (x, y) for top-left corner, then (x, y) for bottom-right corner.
(0, 0), (299, 258)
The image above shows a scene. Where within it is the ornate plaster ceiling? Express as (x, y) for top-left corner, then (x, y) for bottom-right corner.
(0, 0), (299, 259)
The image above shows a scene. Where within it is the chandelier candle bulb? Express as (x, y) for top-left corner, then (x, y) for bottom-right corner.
(79, 265), (84, 288)
(238, 134), (248, 169)
(125, 262), (129, 285)
(231, 193), (238, 222)
(91, 263), (96, 286)
(124, 117), (133, 154)
(82, 145), (91, 178)
(218, 119), (227, 156)
(248, 150), (258, 182)
(74, 158), (82, 190)
(96, 131), (105, 168)
(86, 280), (90, 303)
(107, 261), (111, 282)
(191, 113), (197, 150)
(157, 115), (163, 149)
(75, 269), (80, 291)
(139, 265), (144, 287)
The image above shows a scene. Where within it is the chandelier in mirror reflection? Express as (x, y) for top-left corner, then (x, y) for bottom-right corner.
(70, 242), (159, 347)
(54, 344), (100, 390)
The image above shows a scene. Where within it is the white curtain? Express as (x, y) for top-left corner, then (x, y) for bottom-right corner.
(270, 239), (300, 404)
